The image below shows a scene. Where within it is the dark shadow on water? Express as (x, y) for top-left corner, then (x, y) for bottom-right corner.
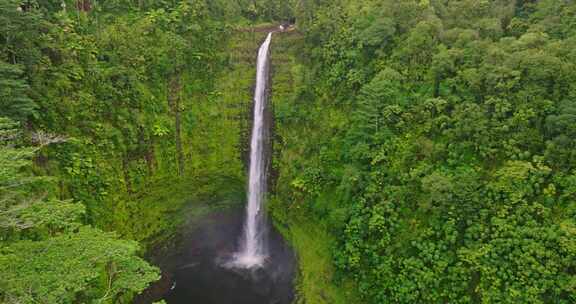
(135, 208), (295, 304)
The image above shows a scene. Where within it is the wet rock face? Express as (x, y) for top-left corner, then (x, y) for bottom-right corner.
(152, 208), (296, 304)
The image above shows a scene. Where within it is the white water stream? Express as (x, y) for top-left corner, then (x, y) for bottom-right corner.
(233, 32), (273, 268)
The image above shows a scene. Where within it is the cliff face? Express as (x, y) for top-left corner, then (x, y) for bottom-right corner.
(109, 29), (273, 247)
(32, 28), (272, 251)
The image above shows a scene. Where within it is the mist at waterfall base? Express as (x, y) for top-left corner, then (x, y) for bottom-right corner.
(231, 32), (273, 269)
(160, 209), (295, 304)
(153, 31), (295, 304)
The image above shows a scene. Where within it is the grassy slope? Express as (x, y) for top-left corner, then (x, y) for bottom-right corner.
(288, 222), (359, 304)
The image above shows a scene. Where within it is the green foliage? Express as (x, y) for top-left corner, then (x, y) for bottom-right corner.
(0, 118), (36, 198)
(7, 0), (576, 302)
(231, 0), (293, 21)
(287, 222), (361, 304)
(0, 1), (285, 302)
(0, 117), (159, 303)
(0, 227), (159, 304)
(0, 0), (44, 65)
(0, 61), (36, 121)
(0, 0), (249, 241)
(272, 0), (576, 303)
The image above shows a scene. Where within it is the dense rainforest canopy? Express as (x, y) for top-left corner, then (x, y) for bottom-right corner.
(1, 0), (576, 303)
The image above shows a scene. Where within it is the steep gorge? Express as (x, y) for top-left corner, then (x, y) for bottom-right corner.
(136, 26), (299, 304)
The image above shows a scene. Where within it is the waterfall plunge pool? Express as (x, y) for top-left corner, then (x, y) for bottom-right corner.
(135, 208), (296, 304)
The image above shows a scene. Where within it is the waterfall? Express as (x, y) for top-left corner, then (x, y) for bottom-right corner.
(233, 32), (273, 268)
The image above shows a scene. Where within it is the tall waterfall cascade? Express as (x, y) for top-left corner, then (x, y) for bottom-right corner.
(233, 32), (273, 268)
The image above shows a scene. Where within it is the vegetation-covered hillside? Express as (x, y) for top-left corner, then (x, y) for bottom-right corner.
(271, 0), (576, 303)
(2, 0), (576, 303)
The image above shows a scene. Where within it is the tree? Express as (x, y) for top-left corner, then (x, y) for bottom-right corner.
(0, 227), (159, 304)
(0, 117), (159, 303)
(0, 61), (36, 121)
(0, 0), (44, 65)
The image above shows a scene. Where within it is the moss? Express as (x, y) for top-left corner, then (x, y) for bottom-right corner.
(112, 29), (271, 249)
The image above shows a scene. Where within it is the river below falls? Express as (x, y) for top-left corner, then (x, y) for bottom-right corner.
(135, 208), (296, 304)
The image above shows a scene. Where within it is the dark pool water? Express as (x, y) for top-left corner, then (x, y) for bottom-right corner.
(135, 208), (295, 304)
